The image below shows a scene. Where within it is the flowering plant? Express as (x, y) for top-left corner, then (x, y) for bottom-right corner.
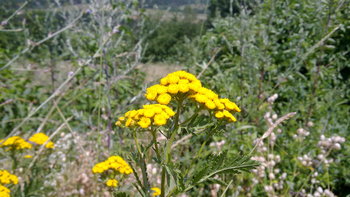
(93, 71), (257, 196)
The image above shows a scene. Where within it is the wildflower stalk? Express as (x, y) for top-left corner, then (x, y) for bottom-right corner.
(10, 150), (17, 171)
(161, 98), (183, 197)
(133, 130), (151, 197)
(133, 130), (143, 158)
(180, 105), (201, 126)
(151, 128), (161, 161)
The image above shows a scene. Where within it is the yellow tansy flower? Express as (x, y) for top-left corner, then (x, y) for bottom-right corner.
(92, 155), (133, 175)
(28, 133), (55, 149)
(0, 184), (11, 197)
(106, 179), (118, 187)
(143, 70), (241, 123)
(151, 187), (161, 196)
(0, 170), (18, 185)
(157, 93), (172, 105)
(24, 155), (33, 159)
(167, 84), (179, 94)
(0, 136), (32, 150)
(116, 104), (175, 129)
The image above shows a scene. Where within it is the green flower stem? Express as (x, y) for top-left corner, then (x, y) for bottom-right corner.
(10, 150), (17, 171)
(180, 105), (201, 126)
(133, 130), (151, 197)
(161, 97), (183, 197)
(161, 167), (166, 197)
(151, 128), (161, 161)
(140, 154), (151, 197)
(133, 130), (143, 157)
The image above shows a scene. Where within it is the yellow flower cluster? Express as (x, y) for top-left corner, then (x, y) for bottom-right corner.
(190, 89), (241, 122)
(0, 170), (18, 185)
(145, 71), (201, 105)
(0, 184), (10, 197)
(145, 70), (241, 122)
(0, 170), (18, 197)
(151, 187), (161, 196)
(105, 179), (118, 187)
(29, 133), (55, 149)
(92, 156), (132, 188)
(92, 155), (133, 175)
(0, 136), (32, 150)
(116, 104), (175, 128)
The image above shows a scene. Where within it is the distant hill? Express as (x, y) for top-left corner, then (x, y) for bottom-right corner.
(0, 0), (84, 9)
(144, 0), (207, 7)
(0, 0), (206, 10)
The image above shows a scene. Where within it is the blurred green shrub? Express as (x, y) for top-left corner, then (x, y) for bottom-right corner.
(142, 9), (203, 63)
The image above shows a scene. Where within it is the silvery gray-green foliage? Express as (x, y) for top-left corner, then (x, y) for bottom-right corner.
(184, 0), (350, 196)
(1, 0), (148, 196)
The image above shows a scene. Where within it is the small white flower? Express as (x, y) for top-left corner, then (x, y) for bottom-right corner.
(272, 114), (278, 120)
(307, 121), (314, 127)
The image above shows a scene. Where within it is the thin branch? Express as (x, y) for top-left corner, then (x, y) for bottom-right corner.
(6, 29), (115, 137)
(1, 1), (28, 25)
(249, 112), (297, 155)
(0, 12), (84, 71)
(27, 118), (72, 171)
(197, 47), (221, 79)
(0, 29), (23, 32)
(54, 101), (86, 152)
(301, 24), (341, 62)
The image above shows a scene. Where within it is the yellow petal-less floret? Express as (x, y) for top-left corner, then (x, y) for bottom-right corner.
(178, 79), (189, 84)
(188, 80), (202, 91)
(160, 77), (168, 85)
(194, 94), (208, 103)
(144, 109), (155, 118)
(222, 110), (237, 122)
(164, 108), (176, 116)
(154, 114), (167, 126)
(157, 93), (172, 105)
(24, 155), (33, 159)
(205, 100), (216, 109)
(154, 85), (168, 94)
(106, 179), (118, 187)
(214, 99), (225, 110)
(215, 111), (224, 118)
(167, 74), (180, 84)
(167, 84), (179, 94)
(29, 133), (55, 149)
(138, 117), (151, 128)
(178, 83), (189, 93)
(151, 187), (161, 196)
(145, 91), (157, 101)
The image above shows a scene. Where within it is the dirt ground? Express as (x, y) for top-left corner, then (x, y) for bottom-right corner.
(136, 63), (183, 83)
(12, 61), (182, 87)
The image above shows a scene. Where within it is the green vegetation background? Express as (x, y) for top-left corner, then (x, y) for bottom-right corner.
(0, 0), (349, 196)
